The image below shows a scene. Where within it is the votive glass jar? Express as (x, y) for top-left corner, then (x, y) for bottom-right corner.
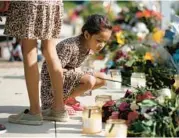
(95, 95), (112, 108)
(107, 69), (122, 89)
(105, 119), (127, 138)
(131, 72), (146, 88)
(82, 106), (102, 134)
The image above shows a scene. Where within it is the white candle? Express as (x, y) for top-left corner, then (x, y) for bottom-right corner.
(82, 106), (102, 134)
(106, 69), (122, 89)
(95, 95), (112, 108)
(131, 73), (146, 88)
(105, 119), (128, 138)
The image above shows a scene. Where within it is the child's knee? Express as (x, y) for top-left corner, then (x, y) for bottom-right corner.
(98, 73), (107, 86)
(85, 75), (96, 89)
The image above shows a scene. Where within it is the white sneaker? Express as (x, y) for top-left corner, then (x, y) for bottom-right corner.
(42, 108), (69, 122)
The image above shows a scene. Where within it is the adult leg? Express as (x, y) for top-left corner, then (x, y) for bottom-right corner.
(41, 39), (65, 112)
(8, 39), (43, 125)
(21, 39), (40, 114)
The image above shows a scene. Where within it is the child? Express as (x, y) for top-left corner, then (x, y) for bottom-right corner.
(41, 14), (112, 120)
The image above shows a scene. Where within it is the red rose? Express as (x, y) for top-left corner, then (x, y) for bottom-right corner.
(136, 91), (155, 102)
(127, 111), (139, 124)
(103, 100), (116, 107)
(136, 94), (143, 102)
(112, 25), (121, 32)
(143, 91), (155, 99)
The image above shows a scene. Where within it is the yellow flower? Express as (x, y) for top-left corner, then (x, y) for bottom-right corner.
(116, 32), (125, 45)
(144, 52), (153, 61)
(152, 28), (164, 44)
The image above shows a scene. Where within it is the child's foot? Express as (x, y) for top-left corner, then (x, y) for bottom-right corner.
(65, 98), (84, 111)
(65, 97), (80, 105)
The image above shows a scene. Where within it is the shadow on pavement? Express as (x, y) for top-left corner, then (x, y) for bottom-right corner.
(0, 106), (55, 134)
(0, 106), (28, 114)
(3, 75), (24, 80)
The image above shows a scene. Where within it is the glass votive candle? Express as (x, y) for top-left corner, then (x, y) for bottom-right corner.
(131, 72), (146, 88)
(95, 95), (112, 108)
(82, 106), (102, 134)
(107, 69), (122, 89)
(105, 119), (128, 138)
(174, 74), (179, 89)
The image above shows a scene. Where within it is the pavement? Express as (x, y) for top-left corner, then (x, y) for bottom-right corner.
(0, 61), (126, 138)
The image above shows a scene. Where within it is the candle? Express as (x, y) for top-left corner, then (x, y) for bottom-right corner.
(82, 106), (102, 134)
(105, 119), (128, 138)
(131, 72), (146, 88)
(95, 95), (112, 108)
(106, 69), (122, 89)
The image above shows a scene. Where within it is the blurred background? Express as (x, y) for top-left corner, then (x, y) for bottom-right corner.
(0, 0), (178, 69)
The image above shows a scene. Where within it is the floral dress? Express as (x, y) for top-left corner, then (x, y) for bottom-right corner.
(41, 35), (92, 110)
(4, 0), (63, 40)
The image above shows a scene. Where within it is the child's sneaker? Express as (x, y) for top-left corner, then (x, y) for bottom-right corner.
(42, 109), (69, 122)
(8, 109), (43, 125)
(0, 124), (6, 134)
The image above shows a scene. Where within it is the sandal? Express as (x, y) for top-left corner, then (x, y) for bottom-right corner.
(65, 97), (84, 111)
(71, 103), (84, 111)
(64, 97), (80, 105)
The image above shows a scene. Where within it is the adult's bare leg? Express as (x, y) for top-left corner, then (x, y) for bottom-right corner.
(21, 39), (40, 114)
(41, 39), (65, 112)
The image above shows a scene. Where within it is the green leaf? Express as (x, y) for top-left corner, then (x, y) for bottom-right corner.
(142, 120), (153, 127)
(125, 59), (136, 67)
(130, 121), (147, 132)
(138, 99), (158, 107)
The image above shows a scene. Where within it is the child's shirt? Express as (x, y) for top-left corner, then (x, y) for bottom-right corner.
(49, 35), (90, 70)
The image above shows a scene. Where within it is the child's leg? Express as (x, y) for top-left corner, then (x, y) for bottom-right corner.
(69, 74), (96, 98)
(41, 62), (54, 110)
(92, 72), (107, 90)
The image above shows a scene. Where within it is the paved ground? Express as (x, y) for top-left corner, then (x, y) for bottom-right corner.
(0, 61), (126, 138)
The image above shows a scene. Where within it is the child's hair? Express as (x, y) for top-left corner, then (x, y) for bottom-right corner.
(82, 14), (112, 35)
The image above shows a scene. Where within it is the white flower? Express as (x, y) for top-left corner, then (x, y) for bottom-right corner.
(130, 102), (139, 111)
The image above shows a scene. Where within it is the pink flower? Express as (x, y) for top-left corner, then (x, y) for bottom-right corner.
(103, 100), (116, 107)
(109, 111), (119, 119)
(119, 102), (130, 111)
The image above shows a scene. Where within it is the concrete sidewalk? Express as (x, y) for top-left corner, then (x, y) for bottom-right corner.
(0, 67), (125, 138)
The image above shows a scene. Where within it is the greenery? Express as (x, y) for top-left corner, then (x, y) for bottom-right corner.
(102, 87), (179, 137)
(63, 1), (78, 11)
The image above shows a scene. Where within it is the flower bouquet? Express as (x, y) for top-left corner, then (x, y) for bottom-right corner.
(102, 87), (179, 137)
